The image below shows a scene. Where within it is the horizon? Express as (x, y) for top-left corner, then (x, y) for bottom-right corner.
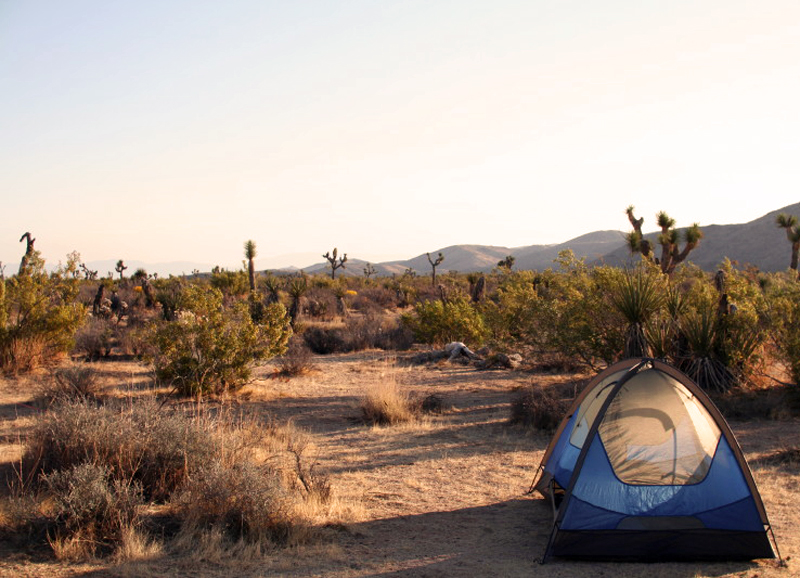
(3, 2), (800, 270)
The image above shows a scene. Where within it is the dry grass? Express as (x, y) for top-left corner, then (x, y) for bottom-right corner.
(360, 380), (419, 426)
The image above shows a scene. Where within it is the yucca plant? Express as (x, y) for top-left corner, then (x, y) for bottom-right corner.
(645, 284), (689, 360)
(286, 275), (308, 327)
(679, 307), (733, 393)
(610, 267), (665, 358)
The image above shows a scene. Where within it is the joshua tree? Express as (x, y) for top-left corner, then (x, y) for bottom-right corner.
(18, 232), (36, 275)
(79, 263), (98, 280)
(323, 248), (347, 279)
(625, 206), (702, 275)
(115, 259), (128, 280)
(244, 239), (258, 292)
(776, 213), (800, 274)
(426, 252), (444, 286)
(363, 263), (377, 279)
(625, 206), (652, 259)
(497, 255), (515, 271)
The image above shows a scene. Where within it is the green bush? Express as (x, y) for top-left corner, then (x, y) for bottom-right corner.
(402, 294), (487, 347)
(767, 275), (800, 384)
(485, 254), (625, 368)
(146, 285), (291, 396)
(210, 267), (249, 298)
(0, 252), (85, 373)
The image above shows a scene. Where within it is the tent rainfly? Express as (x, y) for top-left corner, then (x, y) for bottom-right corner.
(533, 358), (778, 562)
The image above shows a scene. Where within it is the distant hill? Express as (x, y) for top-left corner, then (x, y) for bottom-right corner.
(294, 203), (800, 276)
(509, 230), (626, 271)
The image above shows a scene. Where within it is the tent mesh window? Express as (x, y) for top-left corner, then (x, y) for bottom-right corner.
(598, 371), (721, 485)
(568, 370), (628, 449)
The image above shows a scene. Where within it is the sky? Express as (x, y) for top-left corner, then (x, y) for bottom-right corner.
(2, 1), (799, 272)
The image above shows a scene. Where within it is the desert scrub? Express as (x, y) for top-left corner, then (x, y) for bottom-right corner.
(13, 397), (333, 558)
(146, 285), (291, 396)
(24, 397), (217, 500)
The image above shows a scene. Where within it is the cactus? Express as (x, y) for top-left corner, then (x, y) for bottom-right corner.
(323, 247), (348, 279)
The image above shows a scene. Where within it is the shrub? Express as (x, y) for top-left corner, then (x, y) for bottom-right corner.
(303, 325), (348, 354)
(402, 295), (487, 348)
(17, 397), (331, 558)
(39, 363), (100, 404)
(510, 384), (572, 431)
(342, 313), (413, 352)
(484, 257), (626, 369)
(146, 285), (291, 396)
(210, 268), (249, 299)
(768, 276), (800, 384)
(72, 317), (115, 360)
(303, 315), (414, 355)
(0, 252), (85, 373)
(43, 463), (144, 558)
(275, 337), (316, 377)
(174, 460), (294, 543)
(25, 398), (217, 501)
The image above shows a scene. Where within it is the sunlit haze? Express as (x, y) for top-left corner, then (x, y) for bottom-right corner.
(2, 1), (799, 272)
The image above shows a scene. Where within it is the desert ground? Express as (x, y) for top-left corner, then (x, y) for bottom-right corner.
(0, 352), (796, 578)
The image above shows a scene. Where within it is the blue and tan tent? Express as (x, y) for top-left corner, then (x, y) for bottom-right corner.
(534, 358), (777, 561)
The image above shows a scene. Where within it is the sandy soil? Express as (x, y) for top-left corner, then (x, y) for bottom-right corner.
(0, 353), (796, 577)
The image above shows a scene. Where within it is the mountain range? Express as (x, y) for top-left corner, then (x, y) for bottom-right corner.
(79, 202), (800, 277)
(299, 202), (800, 277)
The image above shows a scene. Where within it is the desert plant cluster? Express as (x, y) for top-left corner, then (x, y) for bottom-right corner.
(0, 213), (799, 575)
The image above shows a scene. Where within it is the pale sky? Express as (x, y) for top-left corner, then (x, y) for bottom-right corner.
(2, 1), (799, 271)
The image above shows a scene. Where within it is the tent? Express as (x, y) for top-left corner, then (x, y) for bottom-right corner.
(533, 358), (777, 561)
